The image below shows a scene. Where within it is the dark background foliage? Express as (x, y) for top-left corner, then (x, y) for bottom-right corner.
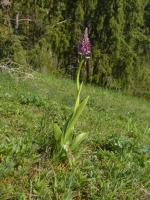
(0, 0), (150, 98)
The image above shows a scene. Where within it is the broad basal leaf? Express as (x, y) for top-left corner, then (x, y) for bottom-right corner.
(64, 96), (89, 142)
(70, 132), (89, 151)
(53, 124), (62, 141)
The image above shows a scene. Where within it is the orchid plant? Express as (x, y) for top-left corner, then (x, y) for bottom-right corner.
(52, 28), (91, 166)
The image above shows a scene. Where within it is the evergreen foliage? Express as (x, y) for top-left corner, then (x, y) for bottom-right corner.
(0, 0), (150, 97)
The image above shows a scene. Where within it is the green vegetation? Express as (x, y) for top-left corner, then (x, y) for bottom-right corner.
(53, 58), (89, 166)
(0, 0), (150, 97)
(1, 1), (150, 199)
(0, 71), (150, 199)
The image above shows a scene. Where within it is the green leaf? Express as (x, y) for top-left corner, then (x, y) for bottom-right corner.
(61, 126), (74, 146)
(62, 113), (73, 136)
(70, 132), (89, 151)
(53, 124), (62, 141)
(64, 96), (89, 142)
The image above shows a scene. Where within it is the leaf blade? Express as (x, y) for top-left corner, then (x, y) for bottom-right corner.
(64, 96), (89, 143)
(53, 124), (62, 141)
(70, 132), (89, 151)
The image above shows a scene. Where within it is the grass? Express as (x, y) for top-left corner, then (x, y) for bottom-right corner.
(0, 71), (150, 199)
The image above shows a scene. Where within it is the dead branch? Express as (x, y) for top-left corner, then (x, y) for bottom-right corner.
(0, 60), (34, 80)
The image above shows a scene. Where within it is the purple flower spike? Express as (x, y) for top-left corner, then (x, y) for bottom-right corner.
(78, 27), (91, 59)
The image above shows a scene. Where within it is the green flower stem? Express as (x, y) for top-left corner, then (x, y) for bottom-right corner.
(74, 58), (84, 114)
(76, 59), (84, 93)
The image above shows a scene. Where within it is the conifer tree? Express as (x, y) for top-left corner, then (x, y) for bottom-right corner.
(88, 0), (150, 92)
(0, 0), (150, 96)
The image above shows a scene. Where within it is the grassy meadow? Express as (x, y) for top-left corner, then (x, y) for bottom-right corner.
(0, 71), (150, 199)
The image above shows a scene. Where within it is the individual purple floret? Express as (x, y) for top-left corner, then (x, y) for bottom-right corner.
(78, 27), (91, 59)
